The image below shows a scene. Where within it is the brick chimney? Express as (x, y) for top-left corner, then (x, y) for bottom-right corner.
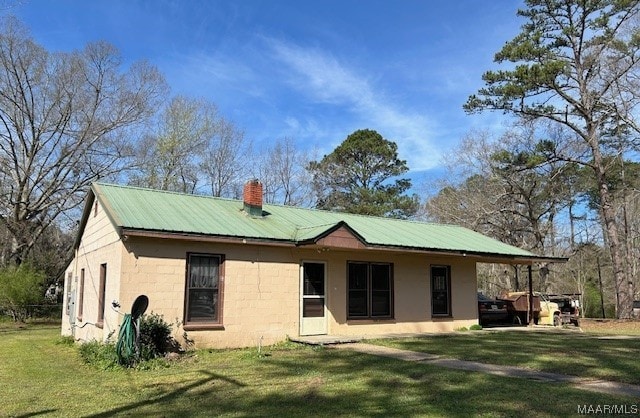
(243, 179), (263, 217)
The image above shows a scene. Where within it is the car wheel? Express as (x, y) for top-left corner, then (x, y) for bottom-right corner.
(553, 314), (561, 327)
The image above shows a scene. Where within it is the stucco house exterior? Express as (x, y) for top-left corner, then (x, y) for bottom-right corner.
(62, 180), (550, 349)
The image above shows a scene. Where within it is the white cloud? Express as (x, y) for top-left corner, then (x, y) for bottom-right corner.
(264, 38), (441, 171)
(173, 51), (267, 99)
(165, 37), (444, 171)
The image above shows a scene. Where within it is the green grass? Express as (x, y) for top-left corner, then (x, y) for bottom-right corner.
(580, 318), (640, 335)
(371, 329), (640, 385)
(1, 325), (638, 417)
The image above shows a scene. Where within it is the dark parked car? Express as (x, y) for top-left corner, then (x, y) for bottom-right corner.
(478, 293), (509, 326)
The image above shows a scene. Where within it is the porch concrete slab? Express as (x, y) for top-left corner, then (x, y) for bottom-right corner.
(336, 343), (640, 399)
(289, 335), (366, 345)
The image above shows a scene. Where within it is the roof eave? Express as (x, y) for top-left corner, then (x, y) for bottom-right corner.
(121, 227), (566, 265)
(72, 188), (96, 250)
(121, 228), (298, 247)
(362, 244), (567, 265)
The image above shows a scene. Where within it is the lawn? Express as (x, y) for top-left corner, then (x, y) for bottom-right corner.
(371, 326), (640, 385)
(1, 324), (638, 417)
(580, 318), (640, 335)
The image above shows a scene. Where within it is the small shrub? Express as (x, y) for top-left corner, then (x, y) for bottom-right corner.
(56, 335), (75, 346)
(81, 313), (180, 370)
(135, 357), (170, 371)
(456, 326), (469, 332)
(469, 324), (483, 331)
(139, 312), (175, 359)
(78, 340), (119, 370)
(0, 264), (46, 322)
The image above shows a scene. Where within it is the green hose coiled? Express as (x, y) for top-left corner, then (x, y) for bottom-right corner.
(115, 295), (148, 366)
(116, 313), (137, 365)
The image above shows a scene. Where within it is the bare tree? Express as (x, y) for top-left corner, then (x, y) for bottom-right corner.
(259, 137), (313, 206)
(426, 129), (570, 252)
(0, 17), (166, 265)
(426, 128), (579, 290)
(129, 96), (214, 193)
(129, 96), (252, 199)
(201, 116), (250, 198)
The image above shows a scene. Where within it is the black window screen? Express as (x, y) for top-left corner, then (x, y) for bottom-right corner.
(348, 262), (393, 319)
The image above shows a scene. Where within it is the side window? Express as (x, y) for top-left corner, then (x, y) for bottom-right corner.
(65, 272), (72, 316)
(431, 265), (451, 316)
(185, 253), (224, 325)
(97, 263), (107, 326)
(78, 269), (85, 321)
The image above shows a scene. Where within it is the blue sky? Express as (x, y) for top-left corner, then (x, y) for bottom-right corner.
(8, 0), (523, 187)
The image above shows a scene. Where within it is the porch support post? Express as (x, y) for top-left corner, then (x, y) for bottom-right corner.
(528, 264), (534, 326)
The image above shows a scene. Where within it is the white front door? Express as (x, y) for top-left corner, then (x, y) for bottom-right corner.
(299, 261), (327, 336)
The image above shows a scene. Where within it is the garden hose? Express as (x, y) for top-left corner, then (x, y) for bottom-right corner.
(115, 313), (137, 365)
(115, 295), (148, 365)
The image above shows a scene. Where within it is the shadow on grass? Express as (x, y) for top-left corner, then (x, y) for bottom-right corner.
(83, 347), (635, 417)
(5, 326), (638, 417)
(14, 410), (58, 418)
(85, 371), (246, 418)
(374, 331), (640, 385)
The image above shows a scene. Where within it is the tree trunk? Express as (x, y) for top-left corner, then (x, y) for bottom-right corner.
(597, 257), (606, 319)
(594, 152), (633, 318)
(568, 203), (575, 251)
(576, 266), (585, 319)
(620, 163), (636, 314)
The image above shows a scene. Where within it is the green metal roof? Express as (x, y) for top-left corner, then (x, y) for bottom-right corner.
(89, 182), (545, 261)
